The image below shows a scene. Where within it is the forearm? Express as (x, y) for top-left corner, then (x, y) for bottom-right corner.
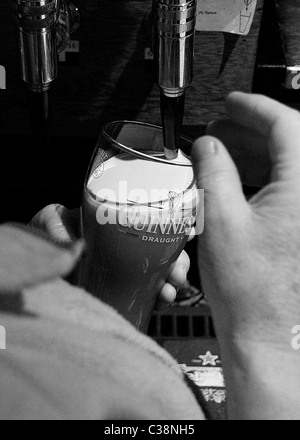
(220, 341), (300, 420)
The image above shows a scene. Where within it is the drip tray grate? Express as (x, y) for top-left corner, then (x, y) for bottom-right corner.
(148, 304), (216, 339)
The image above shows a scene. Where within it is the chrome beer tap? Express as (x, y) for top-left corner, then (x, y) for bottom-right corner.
(152, 0), (197, 159)
(12, 0), (79, 93)
(12, 0), (79, 156)
(12, 0), (60, 93)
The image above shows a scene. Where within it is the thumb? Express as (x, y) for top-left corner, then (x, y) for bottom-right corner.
(192, 136), (249, 231)
(31, 204), (79, 244)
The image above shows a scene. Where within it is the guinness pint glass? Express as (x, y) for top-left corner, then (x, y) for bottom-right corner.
(79, 122), (201, 332)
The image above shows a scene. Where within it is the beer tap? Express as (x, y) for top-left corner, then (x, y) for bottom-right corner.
(12, 0), (79, 155)
(152, 0), (197, 160)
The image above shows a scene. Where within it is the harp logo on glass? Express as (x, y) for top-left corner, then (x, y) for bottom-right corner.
(0, 325), (6, 350)
(0, 66), (6, 89)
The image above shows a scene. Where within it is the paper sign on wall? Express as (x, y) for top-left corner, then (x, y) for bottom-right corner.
(196, 0), (258, 35)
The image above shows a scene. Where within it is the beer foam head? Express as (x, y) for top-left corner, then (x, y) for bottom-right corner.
(87, 150), (194, 206)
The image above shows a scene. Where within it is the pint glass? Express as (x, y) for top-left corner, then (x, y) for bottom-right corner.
(78, 121), (200, 333)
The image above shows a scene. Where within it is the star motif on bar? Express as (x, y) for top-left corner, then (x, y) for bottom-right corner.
(198, 351), (219, 366)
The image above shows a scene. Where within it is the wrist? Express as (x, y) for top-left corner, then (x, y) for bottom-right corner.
(219, 335), (300, 420)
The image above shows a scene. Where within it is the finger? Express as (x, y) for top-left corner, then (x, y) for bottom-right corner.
(188, 227), (195, 242)
(168, 251), (190, 288)
(207, 119), (271, 187)
(226, 92), (300, 181)
(155, 283), (177, 311)
(0, 224), (84, 293)
(31, 204), (79, 244)
(192, 135), (250, 231)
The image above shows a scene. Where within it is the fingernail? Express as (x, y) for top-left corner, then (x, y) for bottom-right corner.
(193, 137), (218, 159)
